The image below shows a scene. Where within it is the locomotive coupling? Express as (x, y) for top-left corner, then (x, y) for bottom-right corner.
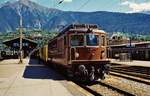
(89, 66), (95, 81)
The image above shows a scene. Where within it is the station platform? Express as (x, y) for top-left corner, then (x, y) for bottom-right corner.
(110, 59), (150, 67)
(0, 58), (84, 96)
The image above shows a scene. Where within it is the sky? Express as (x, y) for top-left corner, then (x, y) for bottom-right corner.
(0, 0), (150, 13)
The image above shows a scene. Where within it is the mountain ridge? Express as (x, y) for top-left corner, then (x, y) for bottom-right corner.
(0, 0), (150, 35)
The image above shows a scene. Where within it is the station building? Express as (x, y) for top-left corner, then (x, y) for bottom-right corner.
(2, 37), (37, 58)
(108, 41), (150, 61)
(107, 32), (150, 61)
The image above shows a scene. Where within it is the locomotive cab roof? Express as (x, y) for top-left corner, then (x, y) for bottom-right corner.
(49, 24), (106, 43)
(58, 24), (105, 36)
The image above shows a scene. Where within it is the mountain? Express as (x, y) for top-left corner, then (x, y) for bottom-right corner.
(46, 11), (150, 35)
(0, 0), (150, 35)
(0, 0), (62, 32)
(141, 11), (150, 15)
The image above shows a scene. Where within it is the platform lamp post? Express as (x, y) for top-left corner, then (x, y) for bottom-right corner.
(129, 31), (132, 61)
(18, 9), (23, 64)
(123, 27), (132, 61)
(126, 27), (132, 61)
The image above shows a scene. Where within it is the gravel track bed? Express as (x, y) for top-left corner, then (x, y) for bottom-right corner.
(101, 76), (150, 96)
(87, 84), (124, 96)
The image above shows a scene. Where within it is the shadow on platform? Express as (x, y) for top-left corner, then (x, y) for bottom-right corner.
(23, 58), (65, 81)
(28, 58), (43, 65)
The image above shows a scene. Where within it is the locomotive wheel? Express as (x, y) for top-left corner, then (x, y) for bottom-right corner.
(101, 75), (106, 80)
(89, 72), (95, 81)
(101, 77), (105, 80)
(78, 65), (88, 81)
(89, 66), (95, 81)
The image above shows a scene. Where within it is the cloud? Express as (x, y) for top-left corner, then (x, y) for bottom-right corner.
(121, 1), (132, 5)
(63, 0), (72, 3)
(121, 1), (150, 13)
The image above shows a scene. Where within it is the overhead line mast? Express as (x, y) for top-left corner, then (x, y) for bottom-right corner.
(17, 5), (23, 64)
(77, 0), (91, 11)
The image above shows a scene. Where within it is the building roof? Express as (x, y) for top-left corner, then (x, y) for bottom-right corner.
(109, 41), (150, 47)
(3, 37), (37, 47)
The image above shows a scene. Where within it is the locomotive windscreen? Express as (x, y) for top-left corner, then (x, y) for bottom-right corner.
(86, 34), (99, 46)
(71, 35), (84, 46)
(70, 34), (99, 46)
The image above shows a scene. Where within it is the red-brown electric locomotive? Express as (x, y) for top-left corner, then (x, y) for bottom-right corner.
(39, 24), (110, 81)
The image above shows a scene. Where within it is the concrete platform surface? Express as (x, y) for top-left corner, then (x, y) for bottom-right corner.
(110, 59), (150, 67)
(0, 58), (74, 96)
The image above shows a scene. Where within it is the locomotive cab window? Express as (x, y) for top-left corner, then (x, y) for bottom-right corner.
(71, 35), (84, 46)
(86, 34), (99, 46)
(64, 36), (66, 45)
(101, 35), (105, 46)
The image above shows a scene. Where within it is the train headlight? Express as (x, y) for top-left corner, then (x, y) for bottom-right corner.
(92, 53), (95, 56)
(101, 51), (105, 59)
(75, 52), (79, 58)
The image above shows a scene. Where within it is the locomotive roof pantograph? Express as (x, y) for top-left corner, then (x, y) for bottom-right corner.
(48, 24), (106, 43)
(58, 24), (105, 36)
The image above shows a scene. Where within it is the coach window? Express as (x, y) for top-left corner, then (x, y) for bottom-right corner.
(71, 35), (84, 46)
(101, 36), (105, 46)
(50, 40), (57, 49)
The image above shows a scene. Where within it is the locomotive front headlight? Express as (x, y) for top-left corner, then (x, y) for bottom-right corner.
(92, 53), (95, 56)
(75, 52), (79, 58)
(101, 51), (105, 59)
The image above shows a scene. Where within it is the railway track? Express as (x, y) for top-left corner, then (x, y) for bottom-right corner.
(51, 64), (150, 96)
(71, 65), (150, 96)
(75, 81), (135, 96)
(110, 66), (150, 75)
(110, 65), (150, 85)
(110, 68), (150, 79)
(75, 83), (102, 96)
